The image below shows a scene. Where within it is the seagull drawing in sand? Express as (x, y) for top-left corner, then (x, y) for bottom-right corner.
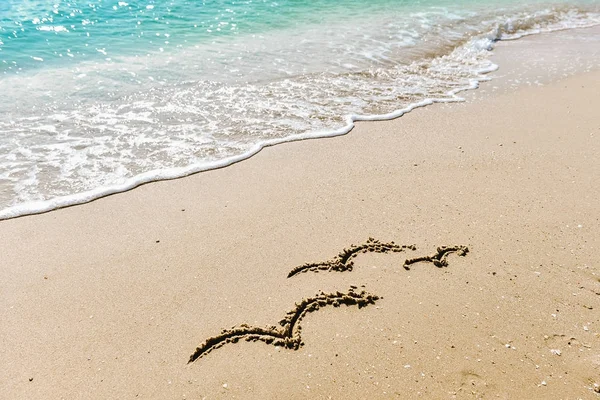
(188, 237), (469, 363)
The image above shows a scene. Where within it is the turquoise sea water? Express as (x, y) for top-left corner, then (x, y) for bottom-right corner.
(1, 0), (599, 218)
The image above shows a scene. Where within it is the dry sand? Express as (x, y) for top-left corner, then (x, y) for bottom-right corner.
(1, 27), (599, 399)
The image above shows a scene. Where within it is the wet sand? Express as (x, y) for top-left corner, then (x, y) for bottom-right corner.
(1, 27), (599, 399)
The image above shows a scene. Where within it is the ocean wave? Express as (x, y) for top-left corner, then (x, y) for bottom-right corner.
(0, 2), (599, 219)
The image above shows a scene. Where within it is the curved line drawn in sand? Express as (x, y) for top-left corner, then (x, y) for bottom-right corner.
(287, 237), (416, 278)
(287, 237), (469, 277)
(188, 287), (379, 363)
(402, 245), (469, 270)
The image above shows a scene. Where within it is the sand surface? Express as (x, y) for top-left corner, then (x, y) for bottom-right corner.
(1, 27), (600, 399)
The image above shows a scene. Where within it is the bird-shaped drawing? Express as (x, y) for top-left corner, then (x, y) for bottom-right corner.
(188, 238), (469, 363)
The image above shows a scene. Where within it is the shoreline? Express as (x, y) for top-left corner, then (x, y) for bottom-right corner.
(1, 26), (600, 398)
(2, 24), (599, 221)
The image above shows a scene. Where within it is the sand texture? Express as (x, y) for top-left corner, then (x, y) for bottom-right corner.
(1, 28), (600, 399)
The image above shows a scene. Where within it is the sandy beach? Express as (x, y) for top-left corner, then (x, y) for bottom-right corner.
(1, 27), (599, 399)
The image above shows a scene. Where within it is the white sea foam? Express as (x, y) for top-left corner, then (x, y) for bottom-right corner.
(0, 95), (484, 220)
(37, 25), (69, 32)
(0, 4), (599, 219)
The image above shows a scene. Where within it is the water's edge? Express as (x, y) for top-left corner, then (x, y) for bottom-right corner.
(0, 24), (597, 221)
